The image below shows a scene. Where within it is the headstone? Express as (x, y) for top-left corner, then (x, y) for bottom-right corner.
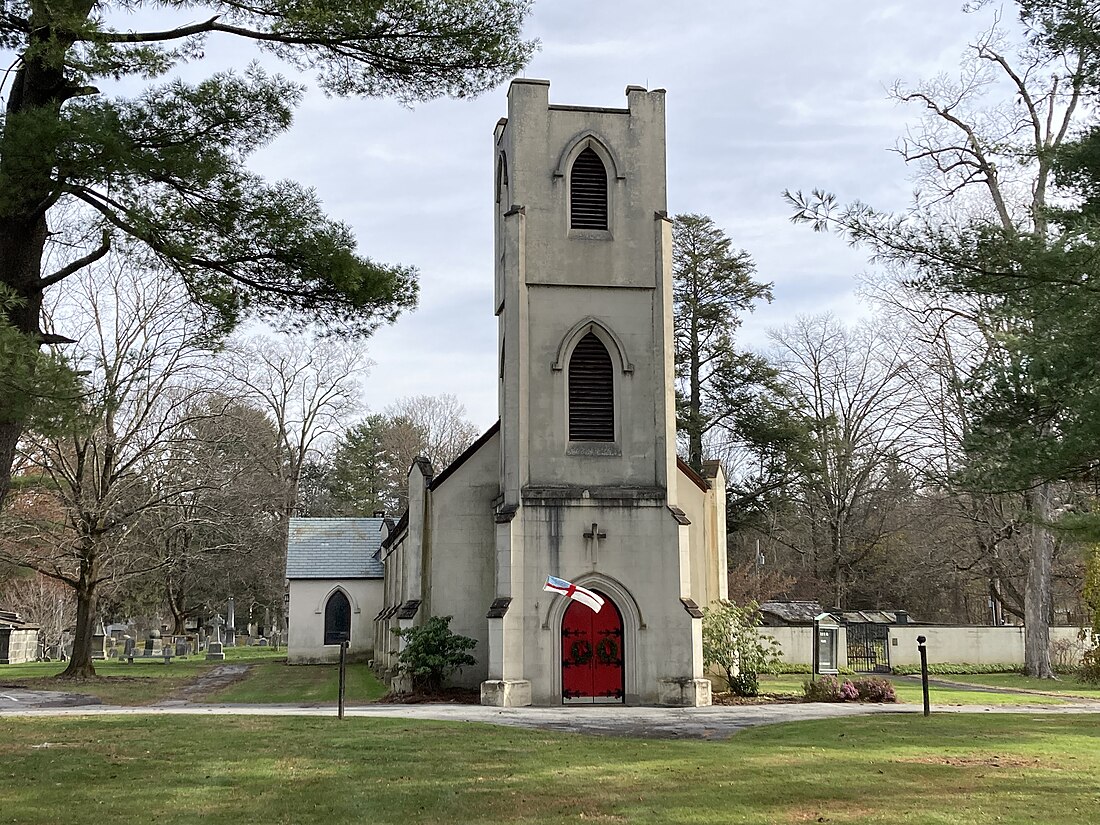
(92, 619), (108, 660)
(226, 598), (236, 648)
(205, 614), (226, 661)
(175, 640), (189, 657)
(256, 637), (268, 647)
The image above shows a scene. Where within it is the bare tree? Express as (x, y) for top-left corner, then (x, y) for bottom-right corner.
(384, 394), (480, 473)
(786, 3), (1100, 676)
(221, 335), (368, 522)
(0, 262), (221, 677)
(766, 315), (925, 607)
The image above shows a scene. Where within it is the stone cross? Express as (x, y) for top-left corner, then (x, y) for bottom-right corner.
(583, 522), (607, 564)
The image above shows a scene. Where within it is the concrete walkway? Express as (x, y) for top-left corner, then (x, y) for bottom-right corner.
(5, 697), (1100, 739)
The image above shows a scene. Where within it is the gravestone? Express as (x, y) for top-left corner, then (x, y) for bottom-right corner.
(205, 615), (225, 661)
(92, 619), (108, 660)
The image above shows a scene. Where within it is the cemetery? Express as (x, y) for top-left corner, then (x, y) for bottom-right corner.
(5, 1), (1100, 823)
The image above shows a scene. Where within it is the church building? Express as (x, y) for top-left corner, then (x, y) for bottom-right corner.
(369, 80), (729, 707)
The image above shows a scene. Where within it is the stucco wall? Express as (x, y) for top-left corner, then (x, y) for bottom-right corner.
(887, 625), (1090, 667)
(762, 626), (849, 670)
(287, 578), (383, 664)
(425, 431), (501, 688)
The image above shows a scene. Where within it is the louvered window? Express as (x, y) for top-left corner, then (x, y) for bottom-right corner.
(570, 148), (608, 230)
(569, 332), (614, 441)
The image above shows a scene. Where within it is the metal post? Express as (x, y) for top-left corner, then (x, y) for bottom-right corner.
(338, 639), (348, 719)
(812, 617), (820, 677)
(917, 635), (930, 717)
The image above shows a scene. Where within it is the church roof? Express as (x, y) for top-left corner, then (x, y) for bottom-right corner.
(285, 517), (385, 580)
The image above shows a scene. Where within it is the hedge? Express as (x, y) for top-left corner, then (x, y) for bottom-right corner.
(890, 663), (1022, 676)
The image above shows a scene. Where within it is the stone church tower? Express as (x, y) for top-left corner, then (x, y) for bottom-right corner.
(365, 80), (726, 707)
(482, 80), (723, 706)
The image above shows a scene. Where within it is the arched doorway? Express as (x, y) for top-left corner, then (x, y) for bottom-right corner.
(561, 591), (624, 704)
(323, 590), (351, 645)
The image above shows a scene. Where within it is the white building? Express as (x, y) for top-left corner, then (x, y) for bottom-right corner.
(373, 80), (728, 707)
(285, 517), (385, 663)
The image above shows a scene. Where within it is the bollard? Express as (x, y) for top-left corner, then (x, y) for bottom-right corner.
(917, 635), (930, 717)
(338, 639), (348, 720)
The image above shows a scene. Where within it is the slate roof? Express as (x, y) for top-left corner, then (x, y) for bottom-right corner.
(285, 517), (385, 580)
(760, 600), (829, 625)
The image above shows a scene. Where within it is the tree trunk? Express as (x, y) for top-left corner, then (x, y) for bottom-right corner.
(60, 583), (97, 678)
(1023, 483), (1055, 679)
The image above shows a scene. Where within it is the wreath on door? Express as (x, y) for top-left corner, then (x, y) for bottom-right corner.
(570, 640), (593, 665)
(595, 637), (620, 665)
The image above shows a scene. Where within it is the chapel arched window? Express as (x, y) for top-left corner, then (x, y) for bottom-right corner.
(324, 590), (351, 645)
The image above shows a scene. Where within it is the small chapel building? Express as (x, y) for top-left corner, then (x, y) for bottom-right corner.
(372, 80), (728, 707)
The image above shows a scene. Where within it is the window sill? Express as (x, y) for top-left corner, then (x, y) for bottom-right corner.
(568, 228), (613, 241)
(566, 441), (621, 457)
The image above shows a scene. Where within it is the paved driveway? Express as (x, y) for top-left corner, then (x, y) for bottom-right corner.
(5, 697), (1100, 739)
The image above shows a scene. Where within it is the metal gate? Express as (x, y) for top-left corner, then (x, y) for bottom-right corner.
(845, 623), (890, 673)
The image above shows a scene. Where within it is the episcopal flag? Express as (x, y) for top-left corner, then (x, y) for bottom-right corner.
(543, 575), (604, 613)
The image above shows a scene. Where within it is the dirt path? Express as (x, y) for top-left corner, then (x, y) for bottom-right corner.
(897, 674), (1099, 704)
(155, 664), (252, 705)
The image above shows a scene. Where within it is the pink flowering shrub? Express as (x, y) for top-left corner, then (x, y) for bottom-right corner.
(852, 677), (896, 703)
(803, 675), (897, 703)
(802, 675), (842, 702)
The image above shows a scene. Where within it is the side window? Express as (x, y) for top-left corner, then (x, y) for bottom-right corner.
(324, 590), (351, 645)
(568, 332), (614, 441)
(570, 147), (608, 230)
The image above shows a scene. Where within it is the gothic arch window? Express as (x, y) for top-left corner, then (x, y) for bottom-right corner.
(496, 152), (509, 205)
(570, 148), (608, 230)
(568, 332), (614, 441)
(324, 589), (351, 645)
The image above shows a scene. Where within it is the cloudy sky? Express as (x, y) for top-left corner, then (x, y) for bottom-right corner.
(154, 2), (1005, 428)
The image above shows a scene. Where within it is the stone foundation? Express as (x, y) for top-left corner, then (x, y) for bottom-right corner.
(657, 677), (712, 707)
(480, 679), (532, 707)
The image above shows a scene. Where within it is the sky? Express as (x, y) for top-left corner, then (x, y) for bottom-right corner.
(52, 1), (1007, 430)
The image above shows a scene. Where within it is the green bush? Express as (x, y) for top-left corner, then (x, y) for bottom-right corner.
(702, 600), (782, 697)
(1079, 647), (1100, 684)
(891, 663), (1022, 676)
(774, 663), (855, 675)
(728, 673), (759, 696)
(393, 616), (477, 693)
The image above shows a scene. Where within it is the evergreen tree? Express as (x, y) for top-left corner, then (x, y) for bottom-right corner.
(671, 214), (773, 472)
(0, 0), (537, 503)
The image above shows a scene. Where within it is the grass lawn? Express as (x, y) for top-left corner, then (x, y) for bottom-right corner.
(0, 647), (389, 706)
(209, 661), (388, 704)
(758, 674), (1070, 706)
(0, 647), (285, 705)
(2, 714), (1098, 824)
(936, 673), (1100, 698)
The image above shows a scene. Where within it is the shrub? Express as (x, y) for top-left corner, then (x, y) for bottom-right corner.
(803, 675), (842, 702)
(1079, 647), (1100, 685)
(728, 672), (759, 697)
(851, 677), (896, 703)
(393, 615), (477, 693)
(804, 675), (897, 703)
(702, 600), (782, 697)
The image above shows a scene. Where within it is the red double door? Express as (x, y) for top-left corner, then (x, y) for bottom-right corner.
(561, 592), (624, 703)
